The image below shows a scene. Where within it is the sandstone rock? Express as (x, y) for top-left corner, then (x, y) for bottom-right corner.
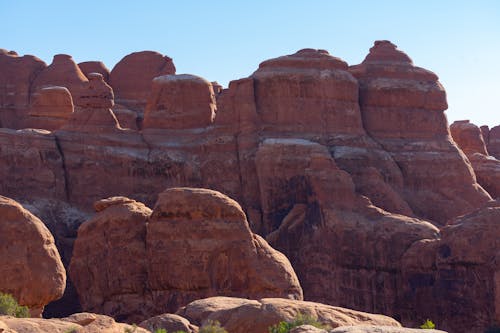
(139, 313), (198, 333)
(290, 325), (327, 333)
(487, 125), (500, 159)
(69, 197), (152, 322)
(0, 196), (66, 316)
(400, 204), (500, 333)
(78, 61), (110, 82)
(0, 313), (149, 333)
(330, 326), (447, 333)
(350, 40), (491, 222)
(143, 74), (216, 129)
(78, 73), (114, 109)
(450, 120), (500, 198)
(450, 120), (489, 155)
(70, 189), (302, 321)
(111, 104), (138, 130)
(178, 297), (401, 333)
(31, 54), (88, 109)
(0, 50), (46, 128)
(251, 48), (363, 136)
(24, 86), (74, 131)
(109, 51), (176, 111)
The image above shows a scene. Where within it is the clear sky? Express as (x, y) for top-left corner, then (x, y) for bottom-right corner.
(1, 0), (499, 126)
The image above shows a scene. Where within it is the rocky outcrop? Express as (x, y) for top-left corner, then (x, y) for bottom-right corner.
(143, 74), (216, 130)
(0, 313), (149, 333)
(400, 203), (500, 333)
(177, 296), (401, 333)
(139, 313), (198, 333)
(78, 61), (110, 82)
(0, 196), (66, 316)
(108, 51), (176, 112)
(330, 327), (447, 333)
(69, 189), (302, 322)
(0, 50), (46, 128)
(483, 125), (500, 159)
(450, 120), (500, 198)
(31, 54), (89, 109)
(349, 41), (491, 222)
(24, 86), (73, 130)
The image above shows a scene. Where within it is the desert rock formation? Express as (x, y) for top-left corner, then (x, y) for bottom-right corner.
(69, 189), (302, 322)
(0, 196), (66, 316)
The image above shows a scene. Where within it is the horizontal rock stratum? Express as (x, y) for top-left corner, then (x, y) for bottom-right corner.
(0, 41), (498, 333)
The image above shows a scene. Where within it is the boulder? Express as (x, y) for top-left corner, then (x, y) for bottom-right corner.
(24, 86), (73, 131)
(78, 61), (110, 82)
(349, 40), (491, 223)
(70, 189), (302, 321)
(139, 313), (198, 333)
(108, 51), (176, 111)
(177, 297), (401, 333)
(143, 74), (216, 129)
(0, 196), (66, 316)
(450, 120), (489, 155)
(0, 313), (149, 333)
(0, 50), (46, 128)
(487, 125), (500, 159)
(330, 326), (447, 333)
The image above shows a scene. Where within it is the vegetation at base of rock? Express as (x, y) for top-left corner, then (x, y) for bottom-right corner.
(199, 320), (228, 333)
(0, 292), (30, 318)
(268, 312), (330, 333)
(420, 319), (435, 329)
(153, 329), (167, 333)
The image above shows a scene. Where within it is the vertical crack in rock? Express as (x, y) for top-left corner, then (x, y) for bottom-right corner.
(54, 133), (70, 201)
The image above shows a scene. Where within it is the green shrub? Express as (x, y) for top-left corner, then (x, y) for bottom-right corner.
(153, 329), (167, 333)
(420, 319), (436, 329)
(0, 293), (30, 318)
(199, 320), (228, 333)
(268, 312), (330, 333)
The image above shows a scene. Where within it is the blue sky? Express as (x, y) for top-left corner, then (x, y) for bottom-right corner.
(1, 1), (499, 126)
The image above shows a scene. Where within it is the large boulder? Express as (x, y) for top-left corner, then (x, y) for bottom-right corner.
(143, 74), (216, 130)
(450, 120), (489, 155)
(485, 125), (500, 159)
(70, 189), (302, 322)
(24, 86), (74, 131)
(177, 297), (401, 333)
(0, 313), (149, 333)
(349, 40), (491, 223)
(0, 196), (66, 316)
(108, 51), (176, 112)
(78, 61), (110, 82)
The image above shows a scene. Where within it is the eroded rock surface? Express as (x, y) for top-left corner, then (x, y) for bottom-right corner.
(0, 196), (66, 316)
(70, 188), (302, 322)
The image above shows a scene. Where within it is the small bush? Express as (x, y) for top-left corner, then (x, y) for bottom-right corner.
(268, 312), (330, 333)
(153, 329), (167, 333)
(199, 320), (228, 333)
(0, 293), (30, 318)
(420, 319), (436, 329)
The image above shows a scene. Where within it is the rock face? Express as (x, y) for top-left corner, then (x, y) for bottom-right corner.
(78, 61), (110, 82)
(31, 54), (89, 109)
(484, 125), (500, 159)
(69, 189), (302, 322)
(143, 74), (216, 129)
(139, 313), (198, 333)
(108, 51), (176, 112)
(450, 120), (500, 198)
(177, 296), (401, 333)
(0, 313), (149, 333)
(349, 40), (491, 222)
(400, 203), (500, 333)
(24, 86), (73, 130)
(0, 50), (46, 128)
(0, 196), (66, 316)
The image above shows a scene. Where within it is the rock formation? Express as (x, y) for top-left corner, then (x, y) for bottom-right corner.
(69, 189), (302, 322)
(0, 196), (66, 316)
(177, 296), (401, 333)
(450, 120), (500, 198)
(108, 50), (176, 112)
(0, 42), (498, 333)
(24, 86), (74, 130)
(78, 61), (110, 82)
